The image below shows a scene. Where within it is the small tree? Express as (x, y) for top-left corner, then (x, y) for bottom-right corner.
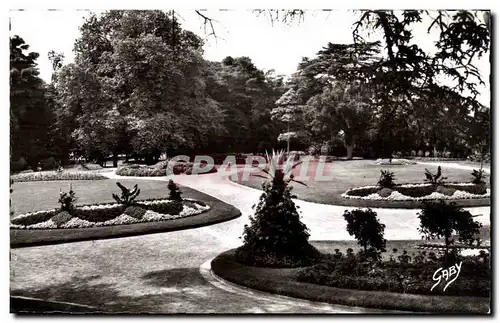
(418, 200), (482, 260)
(58, 184), (77, 213)
(112, 182), (140, 206)
(343, 208), (387, 260)
(236, 150), (320, 267)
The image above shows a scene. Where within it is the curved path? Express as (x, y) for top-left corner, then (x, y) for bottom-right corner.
(10, 162), (490, 313)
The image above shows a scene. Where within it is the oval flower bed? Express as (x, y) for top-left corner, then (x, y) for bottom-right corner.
(342, 183), (490, 201)
(10, 198), (210, 230)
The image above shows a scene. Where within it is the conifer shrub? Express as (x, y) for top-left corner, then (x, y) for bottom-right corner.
(236, 150), (321, 268)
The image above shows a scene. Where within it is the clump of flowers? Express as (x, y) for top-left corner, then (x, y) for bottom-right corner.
(58, 184), (77, 213)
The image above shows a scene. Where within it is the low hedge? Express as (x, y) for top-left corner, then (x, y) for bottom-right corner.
(116, 163), (218, 177)
(10, 171), (107, 183)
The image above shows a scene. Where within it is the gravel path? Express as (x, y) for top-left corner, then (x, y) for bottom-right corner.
(10, 162), (490, 313)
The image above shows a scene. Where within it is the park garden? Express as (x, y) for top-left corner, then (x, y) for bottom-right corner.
(10, 10), (490, 314)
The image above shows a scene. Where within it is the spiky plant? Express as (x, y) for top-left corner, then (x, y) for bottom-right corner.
(424, 166), (447, 186)
(236, 150), (320, 268)
(471, 169), (487, 185)
(112, 182), (140, 206)
(377, 170), (396, 188)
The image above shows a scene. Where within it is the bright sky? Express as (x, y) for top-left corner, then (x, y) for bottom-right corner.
(9, 9), (491, 106)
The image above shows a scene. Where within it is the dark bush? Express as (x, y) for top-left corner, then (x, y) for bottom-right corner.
(378, 170), (396, 188)
(58, 185), (77, 213)
(378, 188), (393, 198)
(51, 211), (73, 227)
(418, 200), (483, 257)
(344, 187), (378, 197)
(393, 185), (435, 197)
(343, 208), (387, 260)
(168, 180), (183, 201)
(41, 157), (58, 170)
(124, 205), (147, 219)
(446, 184), (487, 195)
(11, 210), (57, 226)
(139, 201), (183, 215)
(436, 185), (456, 196)
(73, 205), (126, 222)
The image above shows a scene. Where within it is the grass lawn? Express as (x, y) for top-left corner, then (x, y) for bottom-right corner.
(10, 179), (241, 247)
(232, 160), (488, 206)
(10, 179), (182, 217)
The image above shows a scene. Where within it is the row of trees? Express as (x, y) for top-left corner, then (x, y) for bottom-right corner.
(11, 10), (286, 169)
(271, 10), (490, 160)
(10, 10), (491, 170)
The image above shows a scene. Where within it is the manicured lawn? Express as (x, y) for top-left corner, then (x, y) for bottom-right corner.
(232, 160), (488, 206)
(10, 179), (241, 247)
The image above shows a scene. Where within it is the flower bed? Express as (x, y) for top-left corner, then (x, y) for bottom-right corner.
(374, 158), (417, 166)
(342, 183), (489, 201)
(116, 162), (218, 177)
(10, 171), (107, 183)
(297, 252), (490, 298)
(10, 198), (210, 230)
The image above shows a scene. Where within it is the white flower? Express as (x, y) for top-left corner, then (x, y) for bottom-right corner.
(11, 200), (211, 229)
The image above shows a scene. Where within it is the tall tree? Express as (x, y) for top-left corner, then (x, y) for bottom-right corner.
(10, 35), (52, 169)
(308, 81), (373, 159)
(56, 10), (225, 165)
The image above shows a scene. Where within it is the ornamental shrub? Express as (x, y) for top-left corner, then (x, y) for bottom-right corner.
(418, 200), (482, 260)
(112, 182), (140, 206)
(58, 184), (77, 213)
(236, 150), (320, 267)
(343, 208), (387, 261)
(377, 170), (396, 188)
(167, 180), (183, 201)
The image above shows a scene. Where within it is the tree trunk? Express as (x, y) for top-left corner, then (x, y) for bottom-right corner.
(346, 144), (354, 160)
(112, 152), (118, 168)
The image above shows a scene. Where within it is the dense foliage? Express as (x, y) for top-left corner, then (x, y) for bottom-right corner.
(377, 170), (396, 188)
(58, 184), (77, 213)
(10, 9), (490, 169)
(236, 151), (320, 267)
(342, 208), (387, 259)
(418, 200), (483, 258)
(297, 248), (490, 297)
